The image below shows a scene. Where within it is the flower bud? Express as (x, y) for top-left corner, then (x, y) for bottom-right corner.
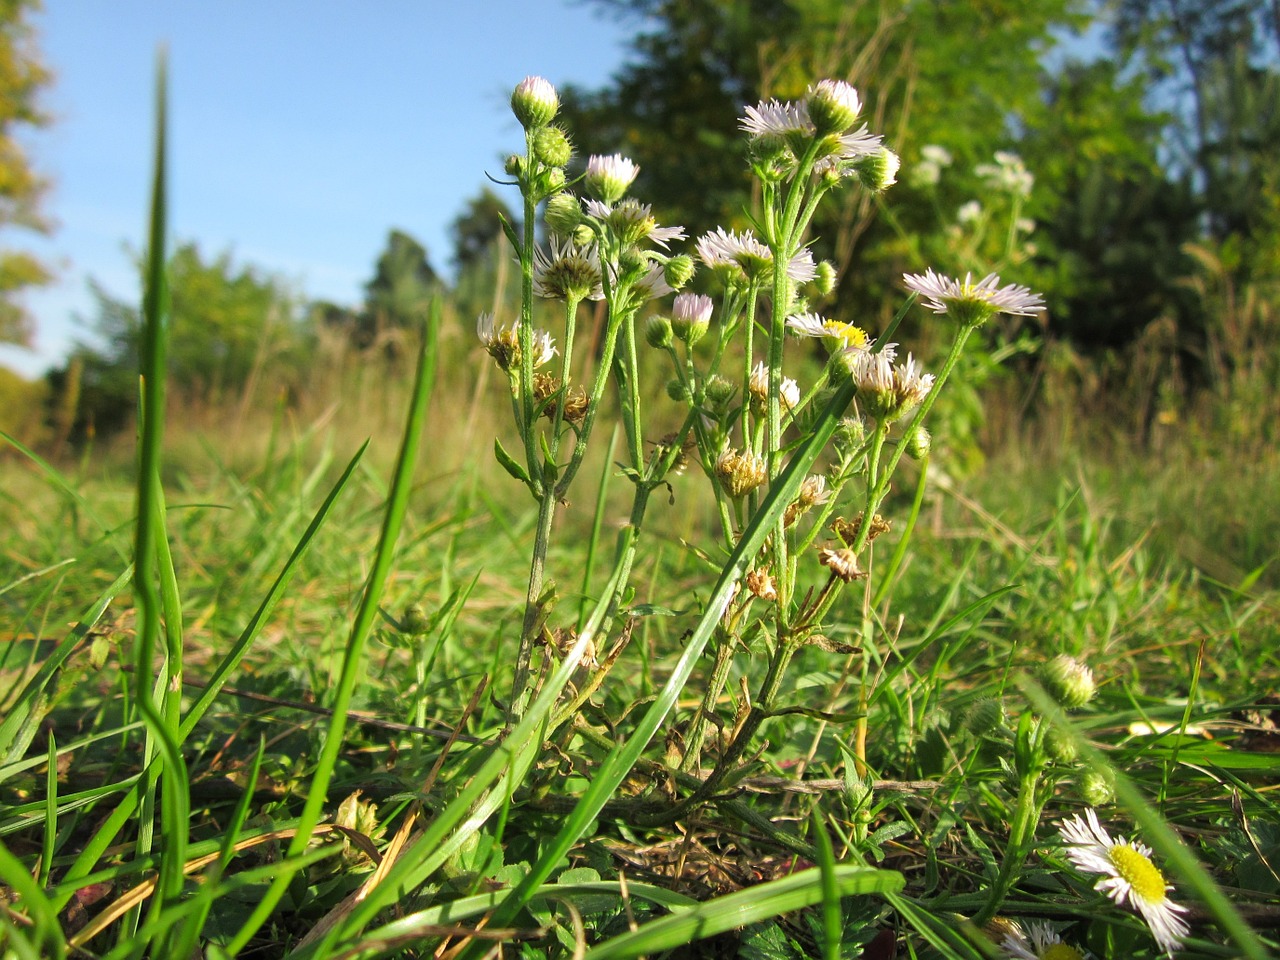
(511, 75), (559, 129)
(670, 292), (713, 345)
(645, 315), (673, 349)
(904, 426), (932, 459)
(1043, 724), (1078, 763)
(1078, 769), (1115, 806)
(504, 154), (524, 177)
(663, 254), (696, 290)
(584, 153), (638, 204)
(857, 147), (901, 192)
(812, 260), (837, 297)
(965, 697), (1005, 738)
(666, 379), (690, 402)
(544, 192), (582, 237)
(704, 374), (736, 406)
(532, 126), (572, 168)
(1039, 654), (1096, 709)
(806, 79), (862, 134)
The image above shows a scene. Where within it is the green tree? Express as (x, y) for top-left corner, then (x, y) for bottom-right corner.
(0, 0), (54, 346)
(354, 228), (439, 351)
(56, 243), (306, 438)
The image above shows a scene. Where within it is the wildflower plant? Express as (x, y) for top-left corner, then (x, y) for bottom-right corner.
(484, 75), (1047, 813)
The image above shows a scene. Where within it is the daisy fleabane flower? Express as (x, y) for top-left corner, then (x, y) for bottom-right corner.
(787, 311), (871, 356)
(998, 919), (1093, 960)
(1058, 809), (1190, 957)
(696, 228), (816, 284)
(740, 98), (811, 139)
(903, 268), (1045, 327)
(584, 153), (639, 204)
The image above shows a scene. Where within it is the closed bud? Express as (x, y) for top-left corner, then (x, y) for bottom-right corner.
(533, 126), (572, 168)
(504, 154), (524, 177)
(666, 379), (690, 402)
(670, 292), (713, 345)
(544, 193), (582, 237)
(663, 254), (696, 290)
(1079, 769), (1115, 806)
(965, 697), (1005, 738)
(1039, 654), (1096, 709)
(857, 147), (901, 192)
(1043, 724), (1078, 763)
(645, 315), (673, 348)
(511, 75), (559, 129)
(813, 260), (837, 297)
(904, 426), (931, 459)
(704, 374), (736, 406)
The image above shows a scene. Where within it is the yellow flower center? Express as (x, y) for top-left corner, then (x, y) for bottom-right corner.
(1109, 843), (1168, 902)
(821, 320), (868, 352)
(1042, 944), (1086, 960)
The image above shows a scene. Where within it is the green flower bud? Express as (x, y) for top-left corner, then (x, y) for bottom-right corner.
(532, 126), (572, 168)
(856, 147), (901, 192)
(1039, 654), (1096, 709)
(1043, 724), (1078, 763)
(645, 316), (673, 349)
(511, 75), (559, 129)
(666, 379), (690, 402)
(703, 374), (736, 406)
(904, 426), (932, 459)
(1078, 769), (1115, 806)
(965, 697), (1005, 738)
(663, 254), (695, 290)
(504, 154), (524, 177)
(572, 223), (596, 247)
(401, 603), (430, 635)
(812, 260), (837, 297)
(544, 193), (582, 237)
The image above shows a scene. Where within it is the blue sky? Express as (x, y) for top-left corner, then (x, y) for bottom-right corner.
(0, 1), (639, 377)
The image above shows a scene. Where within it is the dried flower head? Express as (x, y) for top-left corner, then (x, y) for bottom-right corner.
(1059, 810), (1189, 957)
(818, 546), (866, 582)
(748, 361), (799, 412)
(745, 568), (778, 601)
(831, 513), (892, 545)
(844, 349), (934, 422)
(476, 312), (556, 371)
(715, 448), (767, 499)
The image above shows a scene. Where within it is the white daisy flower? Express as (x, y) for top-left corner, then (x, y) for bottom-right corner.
(999, 919), (1093, 959)
(584, 153), (639, 203)
(1059, 810), (1190, 957)
(787, 312), (871, 355)
(739, 97), (811, 138)
(533, 237), (604, 302)
(903, 268), (1045, 327)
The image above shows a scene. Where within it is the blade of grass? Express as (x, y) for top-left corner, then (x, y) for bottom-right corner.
(228, 299), (442, 953)
(582, 866), (904, 960)
(52, 439), (368, 908)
